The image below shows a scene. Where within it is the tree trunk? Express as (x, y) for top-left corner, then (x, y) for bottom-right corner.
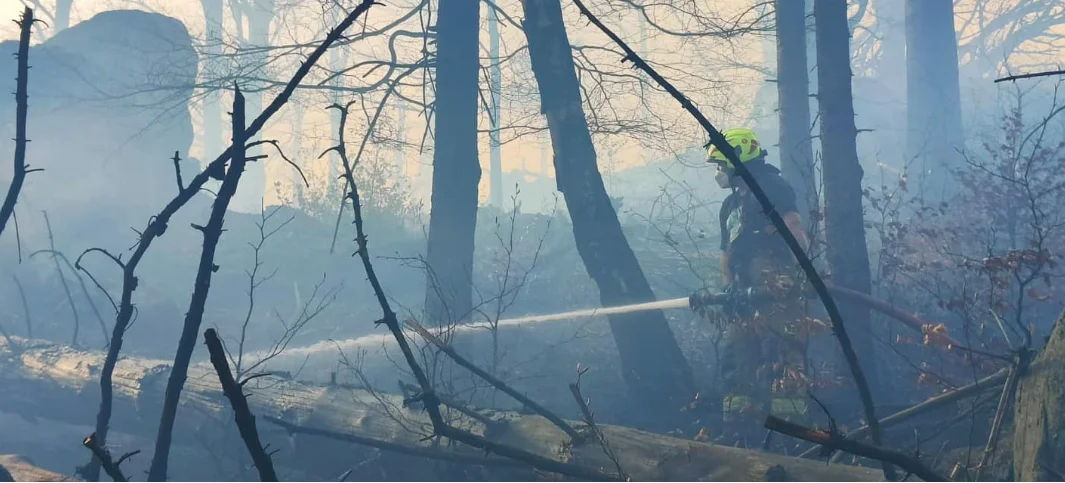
(774, 0), (816, 221)
(488, 5), (503, 208)
(520, 0), (695, 424)
(814, 0), (881, 393)
(873, 0), (906, 165)
(0, 338), (885, 482)
(423, 0), (481, 325)
(1013, 310), (1065, 481)
(55, 0), (73, 32)
(905, 0), (964, 200)
(230, 0), (276, 213)
(200, 0), (225, 167)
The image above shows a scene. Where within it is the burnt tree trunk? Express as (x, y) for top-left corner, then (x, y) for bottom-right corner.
(814, 0), (881, 393)
(774, 0), (816, 221)
(1013, 310), (1065, 481)
(905, 0), (963, 199)
(147, 88), (251, 482)
(520, 0), (695, 423)
(423, 0), (481, 325)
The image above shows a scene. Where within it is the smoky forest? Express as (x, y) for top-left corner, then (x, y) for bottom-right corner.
(0, 0), (1064, 481)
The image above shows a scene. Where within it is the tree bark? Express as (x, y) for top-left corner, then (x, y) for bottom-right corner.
(520, 0), (695, 423)
(814, 0), (882, 396)
(905, 0), (964, 200)
(423, 0), (481, 325)
(1013, 310), (1065, 481)
(774, 0), (816, 221)
(0, 338), (886, 482)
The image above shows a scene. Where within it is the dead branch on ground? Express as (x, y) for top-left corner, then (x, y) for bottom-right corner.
(569, 365), (627, 481)
(975, 351), (1028, 480)
(73, 2), (378, 479)
(803, 365), (1010, 459)
(82, 433), (137, 482)
(764, 416), (946, 482)
(147, 85), (253, 481)
(330, 100), (616, 481)
(404, 317), (582, 441)
(570, 2), (890, 477)
(263, 416), (524, 469)
(0, 7), (38, 240)
(204, 328), (278, 482)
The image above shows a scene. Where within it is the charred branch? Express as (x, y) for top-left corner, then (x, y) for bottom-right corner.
(403, 318), (582, 441)
(801, 366), (1012, 459)
(82, 433), (137, 482)
(203, 328), (278, 482)
(764, 416), (946, 482)
(0, 7), (37, 240)
(994, 68), (1065, 83)
(147, 85), (251, 481)
(569, 365), (627, 480)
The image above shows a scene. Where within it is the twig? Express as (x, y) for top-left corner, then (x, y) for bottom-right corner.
(79, 2), (381, 479)
(263, 416), (524, 468)
(802, 366), (1011, 459)
(994, 68), (1065, 83)
(171, 151), (184, 192)
(404, 318), (583, 441)
(0, 7), (35, 239)
(203, 328), (278, 482)
(30, 248), (110, 346)
(82, 432), (135, 482)
(398, 381), (498, 428)
(764, 416), (947, 482)
(12, 275), (31, 339)
(39, 212), (82, 347)
(570, 1), (888, 473)
(147, 86), (252, 481)
(333, 101), (617, 481)
(569, 365), (628, 480)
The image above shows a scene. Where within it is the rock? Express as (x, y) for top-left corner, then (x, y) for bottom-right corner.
(0, 10), (201, 251)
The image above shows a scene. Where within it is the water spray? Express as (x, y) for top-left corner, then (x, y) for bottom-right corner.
(272, 285), (955, 362)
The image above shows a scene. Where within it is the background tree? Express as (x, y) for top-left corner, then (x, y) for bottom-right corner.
(423, 0), (481, 325)
(522, 0), (695, 425)
(774, 0), (815, 222)
(905, 0), (964, 200)
(814, 0), (882, 395)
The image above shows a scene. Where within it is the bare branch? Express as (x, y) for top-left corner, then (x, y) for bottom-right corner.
(0, 7), (35, 240)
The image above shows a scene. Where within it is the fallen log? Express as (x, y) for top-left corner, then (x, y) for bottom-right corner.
(0, 337), (888, 481)
(0, 455), (78, 482)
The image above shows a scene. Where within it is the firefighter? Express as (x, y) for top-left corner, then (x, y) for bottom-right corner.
(702, 128), (812, 442)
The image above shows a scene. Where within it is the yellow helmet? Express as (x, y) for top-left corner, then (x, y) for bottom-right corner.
(707, 128), (764, 169)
